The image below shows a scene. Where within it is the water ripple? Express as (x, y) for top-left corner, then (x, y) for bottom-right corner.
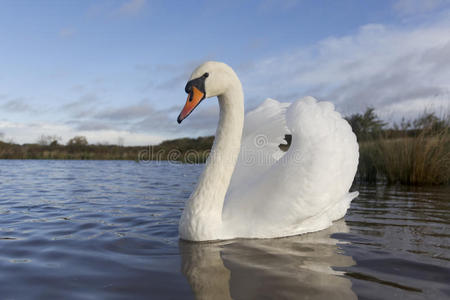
(0, 160), (449, 299)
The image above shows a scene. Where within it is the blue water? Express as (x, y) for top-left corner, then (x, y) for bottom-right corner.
(0, 160), (449, 299)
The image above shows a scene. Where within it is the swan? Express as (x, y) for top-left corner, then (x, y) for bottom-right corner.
(177, 61), (358, 242)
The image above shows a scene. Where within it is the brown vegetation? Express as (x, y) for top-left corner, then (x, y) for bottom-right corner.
(357, 127), (449, 185)
(0, 136), (214, 162)
(0, 110), (448, 185)
(352, 110), (449, 185)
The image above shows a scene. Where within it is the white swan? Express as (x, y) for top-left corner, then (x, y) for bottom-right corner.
(177, 61), (358, 242)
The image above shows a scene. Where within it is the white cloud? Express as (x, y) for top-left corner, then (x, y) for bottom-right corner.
(0, 120), (163, 146)
(117, 0), (146, 16)
(3, 7), (450, 145)
(239, 16), (450, 121)
(393, 0), (450, 16)
(0, 94), (215, 145)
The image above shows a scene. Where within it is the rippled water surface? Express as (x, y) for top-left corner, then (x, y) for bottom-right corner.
(0, 160), (449, 299)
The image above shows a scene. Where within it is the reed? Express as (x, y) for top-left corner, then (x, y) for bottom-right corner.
(358, 126), (450, 185)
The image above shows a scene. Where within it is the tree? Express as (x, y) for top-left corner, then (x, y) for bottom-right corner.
(49, 140), (59, 147)
(67, 136), (88, 146)
(413, 112), (448, 132)
(345, 107), (386, 141)
(37, 135), (62, 146)
(0, 132), (4, 142)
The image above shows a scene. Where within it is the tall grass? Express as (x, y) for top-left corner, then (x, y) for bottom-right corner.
(358, 127), (450, 185)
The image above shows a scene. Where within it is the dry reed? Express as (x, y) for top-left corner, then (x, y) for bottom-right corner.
(359, 128), (450, 185)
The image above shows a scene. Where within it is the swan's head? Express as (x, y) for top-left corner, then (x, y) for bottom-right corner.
(177, 61), (238, 123)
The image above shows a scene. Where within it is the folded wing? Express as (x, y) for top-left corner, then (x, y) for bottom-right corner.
(223, 97), (359, 238)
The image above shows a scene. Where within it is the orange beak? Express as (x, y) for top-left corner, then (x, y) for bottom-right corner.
(177, 86), (205, 123)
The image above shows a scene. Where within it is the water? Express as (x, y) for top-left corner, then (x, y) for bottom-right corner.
(0, 160), (449, 299)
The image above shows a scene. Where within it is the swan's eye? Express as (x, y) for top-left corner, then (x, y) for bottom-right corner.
(203, 73), (209, 78)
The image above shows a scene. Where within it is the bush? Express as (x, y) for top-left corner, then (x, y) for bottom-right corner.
(67, 136), (88, 146)
(345, 107), (387, 141)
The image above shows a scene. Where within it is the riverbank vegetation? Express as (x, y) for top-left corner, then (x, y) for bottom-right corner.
(0, 110), (448, 185)
(0, 136), (214, 162)
(351, 110), (449, 185)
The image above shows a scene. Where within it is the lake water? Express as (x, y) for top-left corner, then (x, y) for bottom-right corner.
(0, 160), (449, 299)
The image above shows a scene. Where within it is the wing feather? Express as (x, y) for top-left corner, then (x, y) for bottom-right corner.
(227, 98), (290, 192)
(223, 97), (359, 238)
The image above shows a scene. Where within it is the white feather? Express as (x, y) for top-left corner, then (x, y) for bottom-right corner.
(179, 62), (359, 241)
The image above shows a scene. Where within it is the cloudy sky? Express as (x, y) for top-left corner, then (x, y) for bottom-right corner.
(0, 0), (449, 145)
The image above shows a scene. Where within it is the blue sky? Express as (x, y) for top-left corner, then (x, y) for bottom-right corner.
(0, 0), (449, 145)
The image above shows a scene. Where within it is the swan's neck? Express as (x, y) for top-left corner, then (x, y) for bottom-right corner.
(180, 83), (244, 241)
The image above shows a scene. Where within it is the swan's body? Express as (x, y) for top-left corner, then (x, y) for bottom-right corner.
(178, 61), (358, 241)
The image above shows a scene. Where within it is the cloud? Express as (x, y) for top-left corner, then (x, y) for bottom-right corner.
(62, 97), (217, 140)
(1, 98), (36, 113)
(0, 120), (163, 146)
(393, 0), (450, 16)
(117, 0), (146, 16)
(5, 8), (450, 146)
(132, 101), (219, 136)
(71, 120), (115, 131)
(239, 18), (450, 120)
(96, 101), (155, 120)
(61, 93), (101, 118)
(45, 17), (450, 144)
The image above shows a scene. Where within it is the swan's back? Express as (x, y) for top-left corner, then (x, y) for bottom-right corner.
(223, 97), (359, 239)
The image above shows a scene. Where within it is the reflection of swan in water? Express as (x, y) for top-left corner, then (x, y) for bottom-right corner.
(180, 219), (356, 299)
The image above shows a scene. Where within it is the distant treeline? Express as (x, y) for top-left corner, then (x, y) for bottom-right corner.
(0, 136), (214, 163)
(0, 109), (448, 185)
